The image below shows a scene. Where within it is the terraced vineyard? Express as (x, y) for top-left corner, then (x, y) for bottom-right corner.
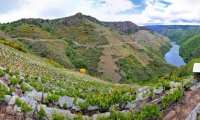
(0, 42), (194, 120)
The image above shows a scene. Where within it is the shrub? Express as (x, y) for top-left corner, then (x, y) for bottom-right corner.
(63, 103), (67, 109)
(44, 58), (64, 68)
(37, 105), (46, 118)
(0, 40), (26, 52)
(0, 36), (5, 40)
(15, 98), (22, 107)
(0, 69), (5, 77)
(44, 94), (59, 104)
(104, 76), (113, 82)
(20, 83), (31, 91)
(52, 110), (65, 120)
(20, 101), (33, 114)
(72, 58), (88, 69)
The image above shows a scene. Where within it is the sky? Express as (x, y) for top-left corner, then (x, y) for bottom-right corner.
(0, 0), (200, 25)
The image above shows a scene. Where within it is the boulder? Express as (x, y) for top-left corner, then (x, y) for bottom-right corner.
(138, 86), (148, 93)
(92, 114), (98, 120)
(25, 90), (37, 97)
(136, 90), (150, 101)
(11, 92), (18, 96)
(174, 82), (181, 88)
(71, 98), (84, 111)
(8, 96), (19, 105)
(149, 98), (162, 104)
(28, 98), (37, 111)
(0, 67), (5, 71)
(153, 86), (164, 94)
(42, 107), (72, 119)
(190, 82), (200, 91)
(88, 105), (99, 111)
(15, 83), (20, 88)
(101, 112), (110, 117)
(170, 81), (175, 88)
(5, 74), (9, 79)
(42, 93), (48, 103)
(14, 105), (21, 113)
(20, 96), (33, 104)
(124, 102), (137, 110)
(5, 95), (12, 102)
(33, 92), (43, 102)
(58, 96), (74, 108)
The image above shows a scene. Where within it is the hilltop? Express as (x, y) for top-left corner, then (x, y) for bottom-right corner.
(0, 13), (174, 83)
(145, 25), (200, 42)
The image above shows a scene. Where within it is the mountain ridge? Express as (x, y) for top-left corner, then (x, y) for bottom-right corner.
(0, 12), (174, 83)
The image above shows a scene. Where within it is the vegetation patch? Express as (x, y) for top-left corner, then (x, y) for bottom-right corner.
(73, 46), (103, 76)
(57, 24), (108, 45)
(0, 40), (27, 52)
(179, 34), (200, 62)
(116, 54), (175, 83)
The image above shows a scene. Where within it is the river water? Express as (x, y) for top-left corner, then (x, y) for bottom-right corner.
(164, 42), (186, 67)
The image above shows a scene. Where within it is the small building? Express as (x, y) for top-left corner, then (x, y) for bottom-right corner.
(193, 63), (200, 81)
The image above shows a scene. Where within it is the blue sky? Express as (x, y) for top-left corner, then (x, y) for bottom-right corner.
(0, 0), (200, 25)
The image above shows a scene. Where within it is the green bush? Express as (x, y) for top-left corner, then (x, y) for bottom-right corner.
(52, 110), (65, 120)
(0, 36), (5, 40)
(20, 101), (33, 114)
(44, 94), (59, 104)
(0, 69), (5, 77)
(20, 83), (31, 91)
(104, 76), (113, 82)
(72, 58), (88, 69)
(63, 103), (67, 109)
(37, 105), (46, 118)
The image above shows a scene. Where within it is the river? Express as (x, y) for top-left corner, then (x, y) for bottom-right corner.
(164, 42), (186, 67)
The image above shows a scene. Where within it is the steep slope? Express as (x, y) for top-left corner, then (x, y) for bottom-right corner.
(145, 25), (200, 42)
(0, 35), (197, 120)
(179, 34), (200, 62)
(0, 13), (174, 83)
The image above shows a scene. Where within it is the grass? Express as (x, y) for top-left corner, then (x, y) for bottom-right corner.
(19, 40), (74, 69)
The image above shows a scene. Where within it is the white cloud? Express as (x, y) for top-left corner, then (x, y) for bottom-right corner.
(0, 0), (200, 25)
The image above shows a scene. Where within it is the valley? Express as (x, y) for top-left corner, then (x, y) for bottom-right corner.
(0, 13), (200, 120)
(164, 42), (186, 67)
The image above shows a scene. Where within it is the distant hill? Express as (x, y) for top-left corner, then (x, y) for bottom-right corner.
(145, 25), (200, 42)
(178, 34), (200, 62)
(0, 13), (174, 83)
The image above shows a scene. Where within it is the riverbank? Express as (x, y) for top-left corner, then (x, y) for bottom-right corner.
(164, 42), (186, 67)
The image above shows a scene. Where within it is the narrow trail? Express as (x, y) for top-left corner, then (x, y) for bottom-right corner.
(160, 88), (200, 120)
(74, 71), (141, 88)
(11, 38), (134, 48)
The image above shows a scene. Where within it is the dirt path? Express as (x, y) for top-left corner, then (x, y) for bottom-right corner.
(74, 71), (141, 88)
(160, 88), (200, 120)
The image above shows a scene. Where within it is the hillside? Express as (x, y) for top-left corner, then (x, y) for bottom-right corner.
(145, 25), (200, 42)
(179, 34), (200, 62)
(1, 13), (200, 120)
(0, 38), (196, 120)
(0, 13), (174, 83)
